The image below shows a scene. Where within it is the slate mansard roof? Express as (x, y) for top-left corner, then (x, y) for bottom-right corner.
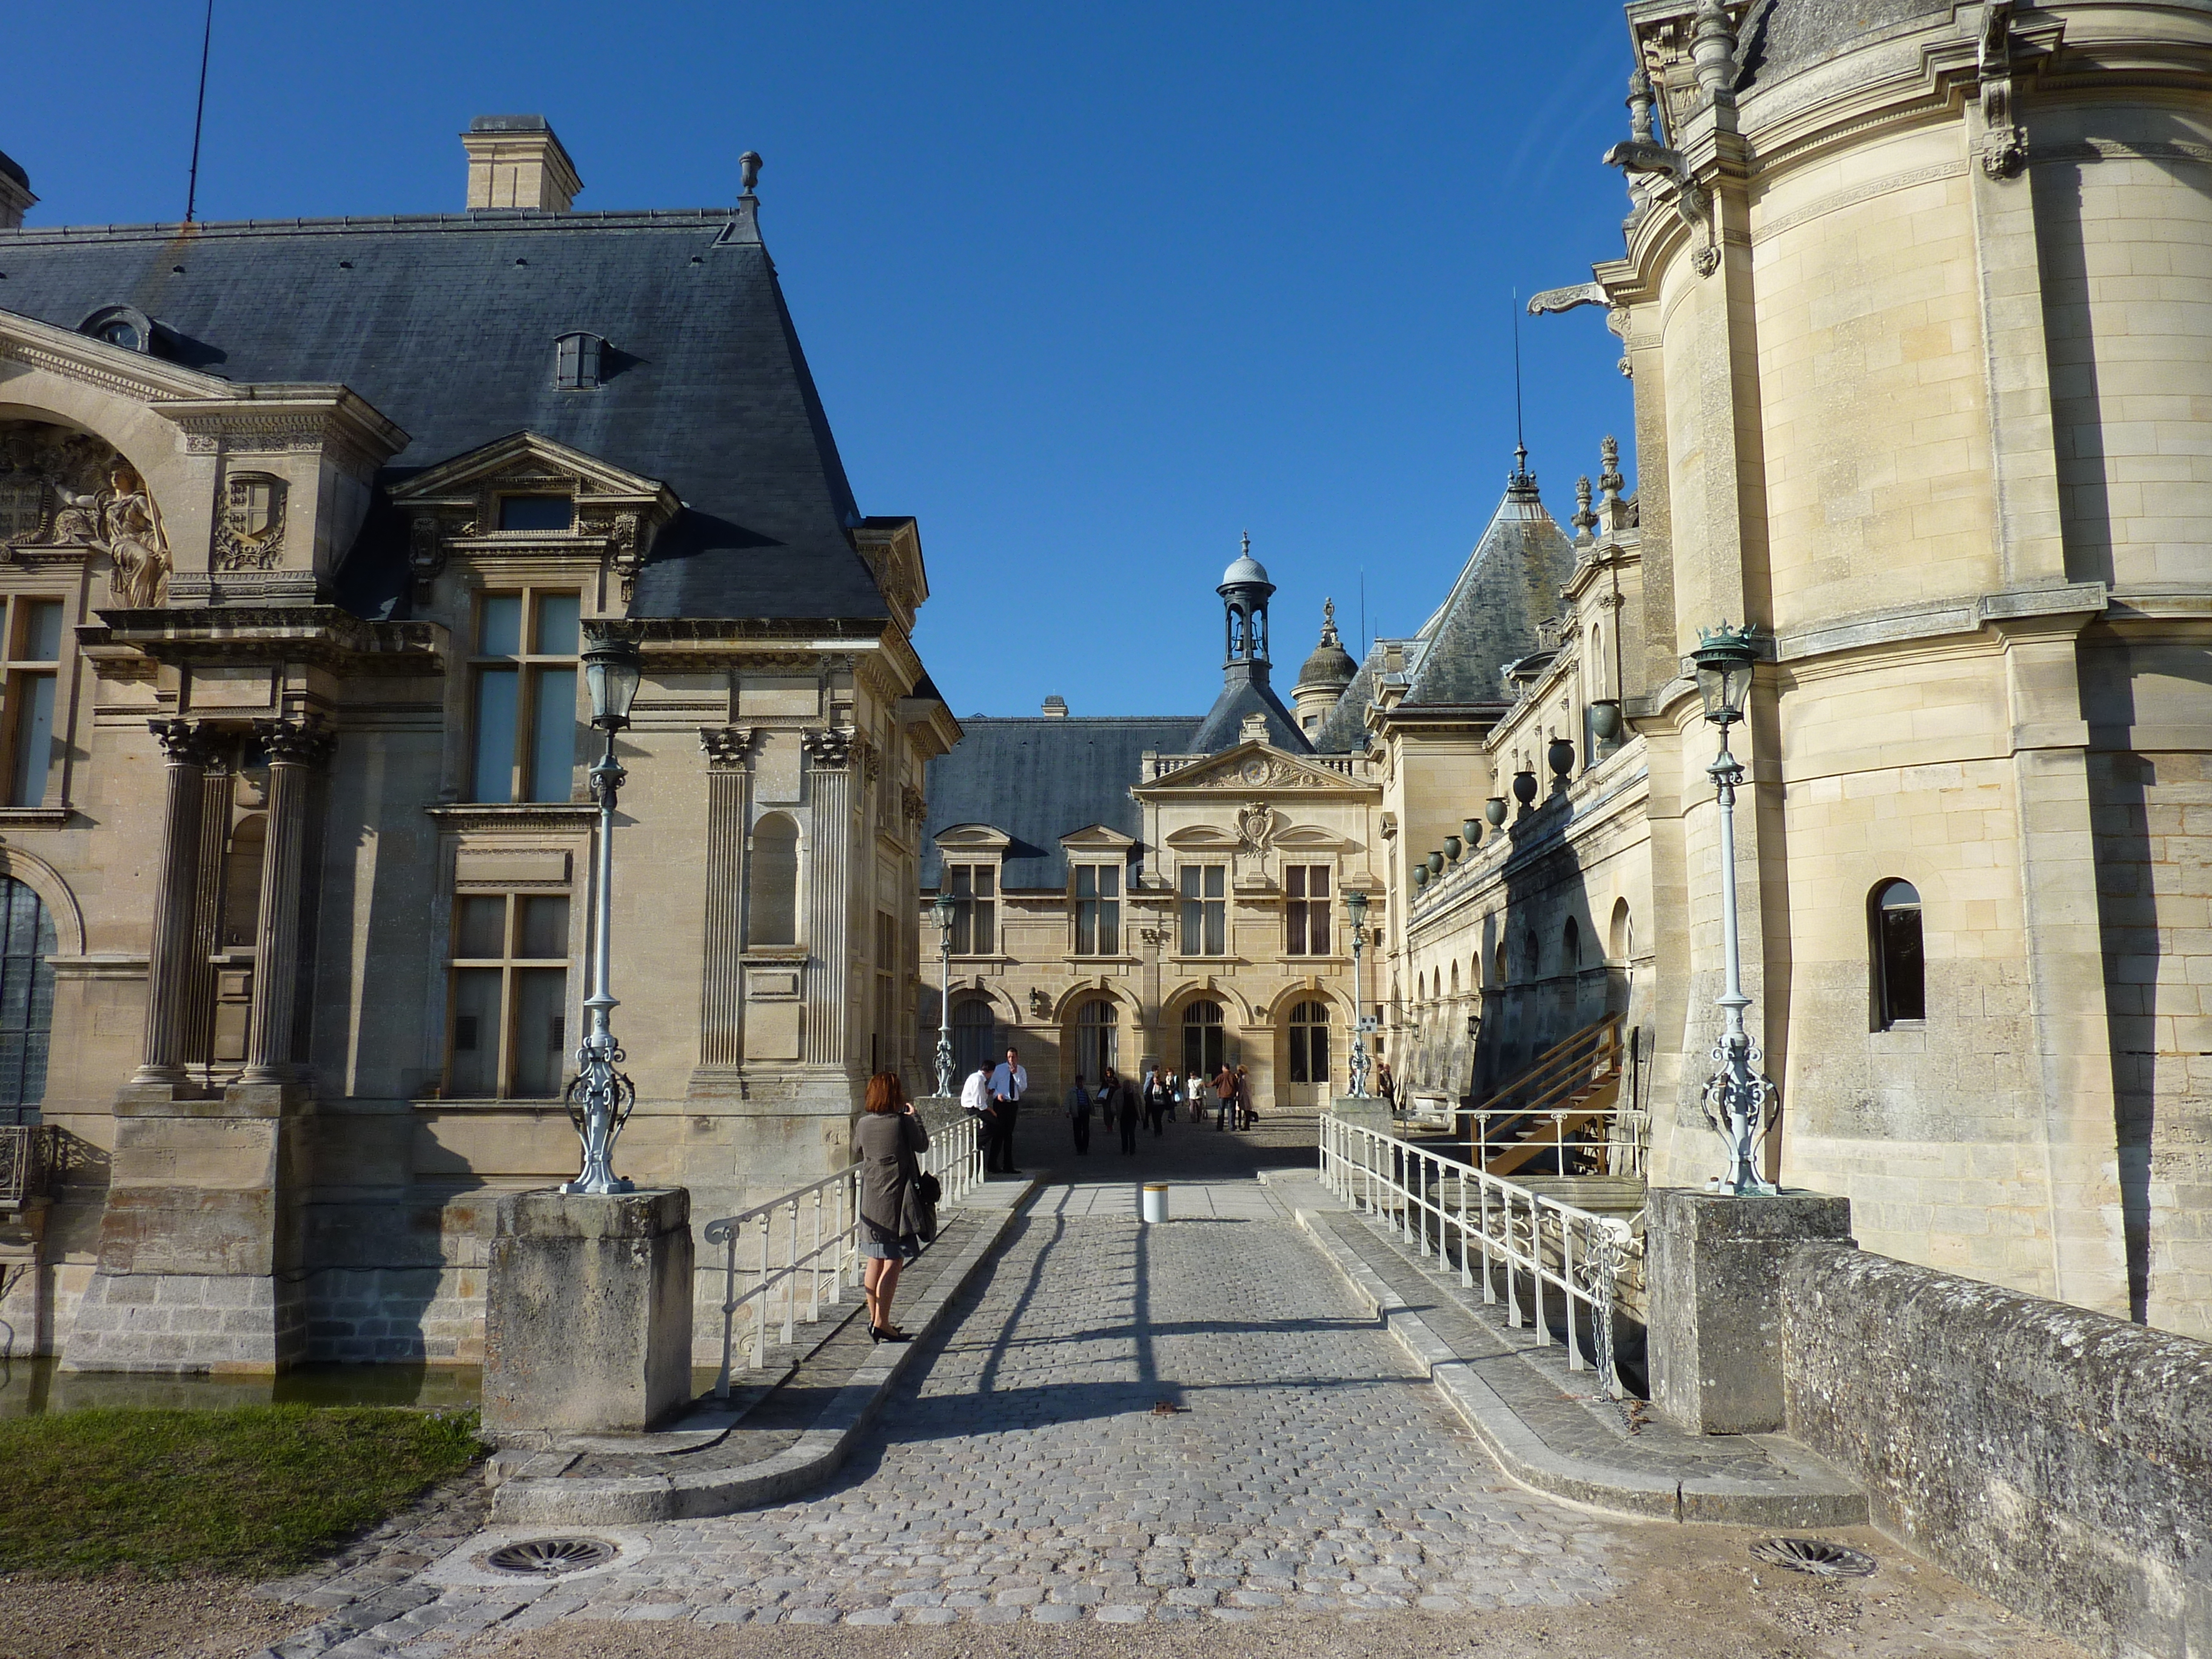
(920, 717), (1203, 891)
(0, 203), (886, 622)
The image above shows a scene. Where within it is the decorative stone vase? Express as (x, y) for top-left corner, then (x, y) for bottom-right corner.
(1463, 817), (1483, 848)
(1589, 699), (1623, 743)
(1427, 850), (1446, 876)
(1512, 771), (1538, 807)
(1413, 863), (1429, 889)
(1548, 736), (1577, 779)
(1485, 796), (1509, 827)
(1443, 835), (1462, 863)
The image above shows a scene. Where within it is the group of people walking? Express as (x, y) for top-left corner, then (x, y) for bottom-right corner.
(956, 1047), (1267, 1165)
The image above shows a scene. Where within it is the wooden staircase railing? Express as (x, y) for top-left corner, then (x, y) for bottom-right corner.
(1466, 1013), (1624, 1176)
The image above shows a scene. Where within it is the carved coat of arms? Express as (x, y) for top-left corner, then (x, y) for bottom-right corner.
(215, 473), (286, 571)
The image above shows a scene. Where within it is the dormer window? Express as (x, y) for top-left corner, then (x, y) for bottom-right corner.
(554, 332), (604, 390)
(497, 494), (573, 532)
(78, 304), (154, 354)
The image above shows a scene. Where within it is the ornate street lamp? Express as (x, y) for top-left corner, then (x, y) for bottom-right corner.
(1691, 621), (1777, 1196)
(561, 628), (645, 1196)
(930, 888), (957, 1099)
(1343, 887), (1372, 1099)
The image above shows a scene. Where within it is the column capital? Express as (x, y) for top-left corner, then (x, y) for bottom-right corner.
(698, 726), (758, 769)
(148, 718), (221, 768)
(801, 726), (858, 770)
(253, 715), (335, 768)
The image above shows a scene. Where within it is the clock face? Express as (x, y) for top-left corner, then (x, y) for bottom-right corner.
(1240, 757), (1269, 784)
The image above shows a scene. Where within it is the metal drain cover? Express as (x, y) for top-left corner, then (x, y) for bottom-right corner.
(484, 1537), (617, 1576)
(1751, 1537), (1877, 1578)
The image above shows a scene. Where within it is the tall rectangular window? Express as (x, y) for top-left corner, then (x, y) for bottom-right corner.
(1074, 864), (1121, 956)
(1285, 865), (1330, 956)
(471, 591), (580, 803)
(873, 911), (897, 1074)
(1179, 863), (1226, 956)
(949, 865), (995, 956)
(5, 598), (62, 809)
(447, 890), (571, 1098)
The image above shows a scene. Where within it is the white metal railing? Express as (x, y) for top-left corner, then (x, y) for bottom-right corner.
(1470, 1105), (1625, 1176)
(1319, 1113), (1637, 1398)
(703, 1112), (983, 1398)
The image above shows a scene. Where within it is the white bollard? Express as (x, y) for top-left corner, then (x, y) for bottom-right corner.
(1141, 1182), (1170, 1224)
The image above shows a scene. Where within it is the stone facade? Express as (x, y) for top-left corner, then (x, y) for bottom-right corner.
(0, 121), (954, 1371)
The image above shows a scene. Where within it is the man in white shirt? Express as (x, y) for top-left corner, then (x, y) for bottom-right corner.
(987, 1047), (1027, 1174)
(959, 1064), (991, 1116)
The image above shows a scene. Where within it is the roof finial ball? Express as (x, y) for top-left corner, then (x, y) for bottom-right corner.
(739, 152), (763, 198)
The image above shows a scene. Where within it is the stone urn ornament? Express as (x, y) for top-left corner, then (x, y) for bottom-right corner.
(1463, 816), (1483, 848)
(1413, 863), (1429, 889)
(1589, 699), (1623, 744)
(1548, 736), (1578, 780)
(1485, 796), (1509, 828)
(1443, 835), (1462, 863)
(1512, 771), (1538, 807)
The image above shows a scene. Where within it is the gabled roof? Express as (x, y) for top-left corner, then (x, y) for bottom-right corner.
(1400, 484), (1574, 708)
(920, 716), (1203, 890)
(0, 201), (885, 622)
(1189, 668), (1312, 754)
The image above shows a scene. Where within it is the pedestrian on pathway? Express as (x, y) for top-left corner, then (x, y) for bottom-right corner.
(1103, 1066), (1140, 1153)
(1159, 1067), (1179, 1122)
(960, 1061), (993, 1153)
(1065, 1074), (1093, 1155)
(987, 1047), (1027, 1174)
(856, 1071), (931, 1344)
(1143, 1067), (1174, 1136)
(1212, 1062), (1236, 1131)
(1188, 1071), (1207, 1122)
(1234, 1064), (1255, 1130)
(1376, 1058), (1398, 1113)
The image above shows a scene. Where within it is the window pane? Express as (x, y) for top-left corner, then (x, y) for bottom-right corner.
(534, 593), (581, 655)
(1075, 902), (1095, 957)
(1205, 866), (1224, 898)
(951, 866), (971, 898)
(1309, 866), (1329, 898)
(478, 595), (523, 656)
(511, 968), (569, 1098)
(1310, 905), (1330, 957)
(456, 896), (507, 959)
(449, 968), (502, 1097)
(472, 668), (519, 803)
(1882, 910), (1926, 1022)
(21, 601), (63, 662)
(1181, 900), (1201, 956)
(1099, 899), (1118, 951)
(11, 673), (53, 807)
(950, 905), (972, 957)
(748, 816), (800, 945)
(1310, 1025), (1329, 1081)
(1099, 866), (1118, 898)
(1180, 866), (1199, 900)
(974, 900), (994, 954)
(1287, 900), (1307, 956)
(1076, 866), (1096, 899)
(975, 868), (993, 897)
(1286, 866), (1305, 899)
(498, 495), (573, 532)
(527, 667), (576, 803)
(518, 895), (569, 959)
(1204, 902), (1224, 957)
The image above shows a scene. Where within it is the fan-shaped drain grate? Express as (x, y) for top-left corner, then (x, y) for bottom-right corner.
(483, 1537), (617, 1576)
(1751, 1537), (1877, 1578)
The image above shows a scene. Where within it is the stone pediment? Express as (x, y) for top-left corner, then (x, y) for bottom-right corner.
(1137, 740), (1370, 796)
(387, 431), (679, 605)
(1058, 823), (1134, 851)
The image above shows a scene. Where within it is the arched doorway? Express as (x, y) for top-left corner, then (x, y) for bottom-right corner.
(951, 997), (998, 1081)
(1074, 997), (1119, 1085)
(1181, 998), (1224, 1081)
(1284, 999), (1331, 1107)
(0, 875), (56, 1122)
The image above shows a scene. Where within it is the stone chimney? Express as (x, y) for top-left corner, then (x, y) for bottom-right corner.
(1041, 695), (1068, 718)
(0, 148), (35, 230)
(462, 116), (582, 212)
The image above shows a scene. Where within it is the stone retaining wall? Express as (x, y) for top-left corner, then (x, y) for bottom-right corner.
(1782, 1243), (2212, 1659)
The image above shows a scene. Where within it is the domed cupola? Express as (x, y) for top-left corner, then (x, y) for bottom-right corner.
(1292, 599), (1358, 736)
(1189, 533), (1313, 754)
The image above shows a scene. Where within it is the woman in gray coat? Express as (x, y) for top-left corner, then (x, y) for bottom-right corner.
(856, 1071), (933, 1342)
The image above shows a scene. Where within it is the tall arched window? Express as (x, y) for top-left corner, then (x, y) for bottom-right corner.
(1181, 999), (1225, 1079)
(1493, 940), (1508, 985)
(748, 814), (799, 945)
(1608, 898), (1633, 964)
(1871, 880), (1925, 1028)
(951, 998), (997, 1079)
(1563, 916), (1581, 970)
(1287, 1000), (1330, 1086)
(220, 814), (266, 948)
(1449, 960), (1460, 997)
(1075, 998), (1119, 1084)
(0, 876), (56, 1121)
(1525, 928), (1541, 980)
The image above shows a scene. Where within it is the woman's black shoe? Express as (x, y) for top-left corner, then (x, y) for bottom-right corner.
(873, 1326), (911, 1344)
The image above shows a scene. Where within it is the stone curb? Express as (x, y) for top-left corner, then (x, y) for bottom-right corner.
(488, 1185), (1037, 1526)
(1292, 1204), (1868, 1528)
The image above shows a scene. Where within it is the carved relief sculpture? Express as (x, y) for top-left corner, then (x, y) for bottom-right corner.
(0, 420), (170, 605)
(213, 473), (287, 571)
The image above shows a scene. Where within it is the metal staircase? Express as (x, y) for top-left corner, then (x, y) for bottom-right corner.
(1466, 1013), (1626, 1176)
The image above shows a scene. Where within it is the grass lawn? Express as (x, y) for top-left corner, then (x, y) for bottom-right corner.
(0, 1406), (481, 1580)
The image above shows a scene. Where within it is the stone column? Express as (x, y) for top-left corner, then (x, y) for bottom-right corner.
(240, 716), (332, 1085)
(801, 728), (855, 1069)
(696, 726), (754, 1074)
(132, 719), (218, 1087)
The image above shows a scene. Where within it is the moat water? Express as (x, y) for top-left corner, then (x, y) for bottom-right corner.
(0, 1357), (483, 1416)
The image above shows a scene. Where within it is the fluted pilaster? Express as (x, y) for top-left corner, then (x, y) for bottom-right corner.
(698, 726), (755, 1068)
(133, 719), (220, 1085)
(802, 728), (855, 1068)
(240, 717), (333, 1085)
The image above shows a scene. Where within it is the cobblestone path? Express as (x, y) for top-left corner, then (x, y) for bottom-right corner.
(493, 1118), (1621, 1630)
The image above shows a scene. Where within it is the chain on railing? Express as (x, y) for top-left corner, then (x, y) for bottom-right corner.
(702, 1112), (984, 1399)
(1318, 1112), (1636, 1399)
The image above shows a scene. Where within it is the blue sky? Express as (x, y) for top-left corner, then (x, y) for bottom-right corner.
(11, 1), (1638, 720)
